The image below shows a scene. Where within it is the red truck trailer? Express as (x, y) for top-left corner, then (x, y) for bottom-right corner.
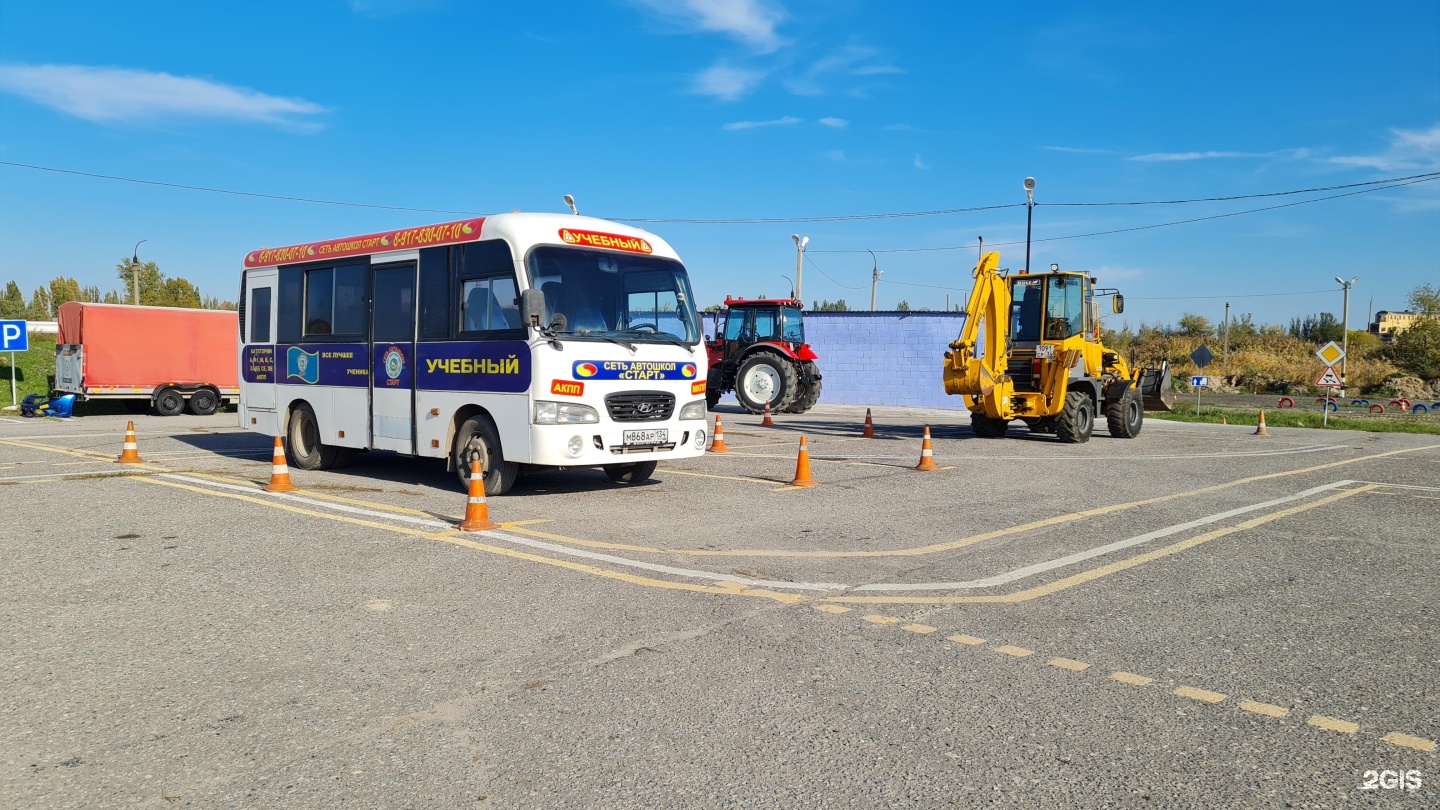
(54, 302), (239, 416)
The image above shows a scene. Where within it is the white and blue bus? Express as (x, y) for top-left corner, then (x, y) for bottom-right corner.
(238, 213), (708, 494)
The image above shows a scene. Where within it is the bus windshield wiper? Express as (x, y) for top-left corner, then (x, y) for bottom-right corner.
(555, 331), (636, 354)
(619, 330), (694, 354)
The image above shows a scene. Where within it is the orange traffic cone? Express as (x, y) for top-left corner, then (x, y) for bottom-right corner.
(863, 408), (875, 438)
(262, 436), (298, 492)
(789, 436), (817, 487)
(458, 459), (498, 532)
(914, 426), (939, 471)
(709, 415), (730, 453)
(1253, 410), (1270, 437)
(116, 420), (145, 464)
(1221, 416), (1227, 425)
(761, 400), (775, 427)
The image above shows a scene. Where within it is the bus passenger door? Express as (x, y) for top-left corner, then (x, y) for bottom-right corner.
(241, 269), (277, 413)
(370, 262), (417, 454)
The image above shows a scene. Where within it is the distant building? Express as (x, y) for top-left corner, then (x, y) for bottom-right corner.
(1370, 310), (1421, 340)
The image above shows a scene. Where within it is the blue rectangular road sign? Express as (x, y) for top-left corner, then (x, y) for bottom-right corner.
(0, 320), (29, 352)
(1190, 376), (1210, 388)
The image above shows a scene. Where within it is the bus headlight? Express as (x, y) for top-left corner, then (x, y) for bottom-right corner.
(535, 401), (599, 424)
(566, 435), (585, 457)
(693, 429), (706, 448)
(678, 399), (707, 420)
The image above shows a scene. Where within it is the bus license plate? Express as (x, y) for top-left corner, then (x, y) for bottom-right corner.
(623, 429), (668, 446)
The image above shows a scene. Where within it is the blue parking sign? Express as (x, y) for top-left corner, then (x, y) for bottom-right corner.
(1190, 376), (1210, 388)
(0, 320), (29, 351)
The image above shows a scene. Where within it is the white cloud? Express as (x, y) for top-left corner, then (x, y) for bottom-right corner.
(1129, 148), (1311, 162)
(819, 117), (847, 128)
(632, 0), (785, 52)
(883, 123), (915, 131)
(723, 115), (801, 130)
(823, 149), (847, 162)
(784, 45), (901, 96)
(691, 63), (767, 101)
(0, 64), (327, 130)
(1042, 145), (1113, 155)
(1329, 125), (1440, 172)
(914, 155), (930, 170)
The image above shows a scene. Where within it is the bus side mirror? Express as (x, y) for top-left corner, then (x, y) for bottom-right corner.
(1113, 294), (1124, 314)
(520, 288), (546, 327)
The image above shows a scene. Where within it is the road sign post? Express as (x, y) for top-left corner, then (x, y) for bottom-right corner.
(1316, 365), (1343, 427)
(1, 319), (30, 409)
(1189, 345), (1213, 415)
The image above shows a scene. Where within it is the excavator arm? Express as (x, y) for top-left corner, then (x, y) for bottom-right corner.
(943, 252), (1012, 406)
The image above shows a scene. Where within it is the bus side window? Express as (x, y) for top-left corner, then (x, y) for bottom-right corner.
(250, 287), (272, 343)
(459, 276), (520, 333)
(417, 247), (451, 340)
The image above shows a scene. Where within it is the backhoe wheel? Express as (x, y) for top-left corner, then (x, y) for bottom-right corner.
(735, 353), (798, 413)
(604, 460), (657, 484)
(453, 414), (519, 495)
(1106, 388), (1144, 438)
(971, 413), (1008, 438)
(784, 364), (822, 413)
(1056, 392), (1095, 444)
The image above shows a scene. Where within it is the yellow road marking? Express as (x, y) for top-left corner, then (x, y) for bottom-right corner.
(814, 604), (851, 614)
(1110, 672), (1153, 686)
(1174, 686), (1227, 704)
(1048, 658), (1090, 672)
(176, 470), (441, 516)
(662, 468), (788, 487)
(824, 485), (1376, 604)
(132, 476), (801, 604)
(901, 623), (937, 634)
(1239, 700), (1289, 718)
(1308, 715), (1359, 734)
(507, 447), (1435, 558)
(1381, 732), (1436, 752)
(947, 634), (986, 646)
(0, 438), (140, 463)
(994, 645), (1034, 657)
(862, 614), (900, 624)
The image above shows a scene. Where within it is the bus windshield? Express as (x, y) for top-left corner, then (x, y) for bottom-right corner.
(527, 246), (701, 345)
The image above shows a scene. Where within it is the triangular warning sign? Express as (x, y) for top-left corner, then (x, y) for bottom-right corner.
(1316, 366), (1341, 387)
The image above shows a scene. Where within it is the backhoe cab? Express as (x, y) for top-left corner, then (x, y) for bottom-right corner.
(943, 253), (1171, 442)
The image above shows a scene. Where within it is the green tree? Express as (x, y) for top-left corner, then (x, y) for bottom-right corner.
(102, 289), (125, 304)
(895, 300), (911, 312)
(0, 281), (24, 318)
(48, 277), (84, 312)
(812, 299), (850, 312)
(1385, 315), (1440, 378)
(1288, 312), (1344, 344)
(27, 286), (53, 319)
(80, 285), (104, 303)
(114, 258), (166, 306)
(1409, 283), (1440, 315)
(161, 277), (204, 308)
(1176, 313), (1213, 337)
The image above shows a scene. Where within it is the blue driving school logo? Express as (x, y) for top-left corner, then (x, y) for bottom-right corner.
(287, 347), (320, 384)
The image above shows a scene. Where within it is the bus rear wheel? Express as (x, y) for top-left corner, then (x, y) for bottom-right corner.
(453, 414), (519, 496)
(287, 403), (347, 470)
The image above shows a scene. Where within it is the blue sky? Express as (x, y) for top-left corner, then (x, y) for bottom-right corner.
(0, 1), (1436, 330)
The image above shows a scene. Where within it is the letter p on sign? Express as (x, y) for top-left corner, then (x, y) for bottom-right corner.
(0, 320), (29, 352)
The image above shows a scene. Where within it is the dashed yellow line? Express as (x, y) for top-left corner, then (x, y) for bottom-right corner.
(814, 604), (851, 614)
(1174, 686), (1227, 704)
(1110, 671), (1154, 686)
(1239, 700), (1290, 718)
(993, 645), (1034, 658)
(901, 623), (937, 634)
(861, 614), (900, 624)
(947, 634), (986, 646)
(1048, 658), (1090, 672)
(1382, 732), (1436, 752)
(1308, 715), (1359, 734)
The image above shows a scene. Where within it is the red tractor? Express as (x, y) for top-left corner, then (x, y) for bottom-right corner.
(704, 296), (823, 414)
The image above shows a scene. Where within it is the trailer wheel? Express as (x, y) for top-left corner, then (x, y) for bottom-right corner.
(971, 413), (1008, 438)
(604, 460), (657, 484)
(735, 353), (798, 413)
(155, 388), (185, 417)
(1056, 392), (1095, 444)
(452, 414), (518, 495)
(188, 389), (219, 416)
(286, 403), (345, 470)
(1106, 388), (1144, 438)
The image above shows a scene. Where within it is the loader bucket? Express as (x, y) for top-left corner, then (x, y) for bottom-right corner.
(1138, 362), (1173, 412)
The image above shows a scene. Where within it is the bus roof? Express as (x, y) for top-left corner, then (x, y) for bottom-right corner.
(243, 212), (679, 269)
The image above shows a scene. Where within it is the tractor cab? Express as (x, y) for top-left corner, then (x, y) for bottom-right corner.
(704, 297), (822, 414)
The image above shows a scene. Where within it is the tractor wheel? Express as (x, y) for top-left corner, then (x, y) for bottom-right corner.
(1056, 392), (1095, 444)
(604, 460), (657, 485)
(452, 414), (519, 495)
(1105, 388), (1144, 438)
(705, 386), (721, 410)
(971, 413), (1008, 438)
(785, 365), (822, 413)
(735, 353), (798, 414)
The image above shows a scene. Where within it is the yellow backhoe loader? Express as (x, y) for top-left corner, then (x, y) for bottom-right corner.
(943, 252), (1171, 442)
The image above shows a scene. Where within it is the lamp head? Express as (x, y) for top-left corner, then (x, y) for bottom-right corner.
(563, 194), (577, 215)
(1023, 177), (1035, 192)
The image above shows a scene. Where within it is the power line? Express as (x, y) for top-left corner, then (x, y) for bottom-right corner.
(1128, 289), (1334, 301)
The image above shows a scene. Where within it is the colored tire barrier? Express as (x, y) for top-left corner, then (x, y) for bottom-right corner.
(1413, 404), (1429, 414)
(1351, 399), (1367, 407)
(1324, 401), (1338, 413)
(1389, 400), (1403, 409)
(1278, 397), (1295, 409)
(1370, 404), (1385, 414)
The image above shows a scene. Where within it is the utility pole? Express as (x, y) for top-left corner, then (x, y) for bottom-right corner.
(1023, 178), (1035, 273)
(791, 234), (808, 302)
(131, 240), (147, 306)
(1335, 276), (1358, 396)
(867, 249), (883, 311)
(1222, 301), (1230, 374)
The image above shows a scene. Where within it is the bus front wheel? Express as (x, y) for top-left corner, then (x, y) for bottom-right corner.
(604, 460), (657, 485)
(453, 415), (519, 496)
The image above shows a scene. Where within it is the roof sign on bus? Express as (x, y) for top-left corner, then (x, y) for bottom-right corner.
(245, 218), (485, 268)
(559, 228), (653, 254)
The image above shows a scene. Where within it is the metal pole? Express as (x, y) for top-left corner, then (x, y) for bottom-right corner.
(1222, 302), (1230, 375)
(131, 239), (147, 306)
(1024, 197), (1034, 273)
(794, 238), (805, 302)
(867, 249), (881, 311)
(1340, 283), (1350, 394)
(9, 351), (15, 407)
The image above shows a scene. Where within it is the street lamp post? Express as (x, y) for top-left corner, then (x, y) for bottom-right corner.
(1023, 177), (1035, 274)
(1334, 275), (1359, 396)
(791, 234), (808, 302)
(131, 240), (147, 306)
(780, 275), (794, 300)
(867, 249), (883, 311)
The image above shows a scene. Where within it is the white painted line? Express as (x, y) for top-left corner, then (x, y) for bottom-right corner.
(809, 445), (1347, 462)
(1351, 480), (1440, 493)
(0, 469), (148, 482)
(480, 530), (848, 592)
(853, 481), (1355, 591)
(0, 417), (27, 424)
(158, 473), (453, 529)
